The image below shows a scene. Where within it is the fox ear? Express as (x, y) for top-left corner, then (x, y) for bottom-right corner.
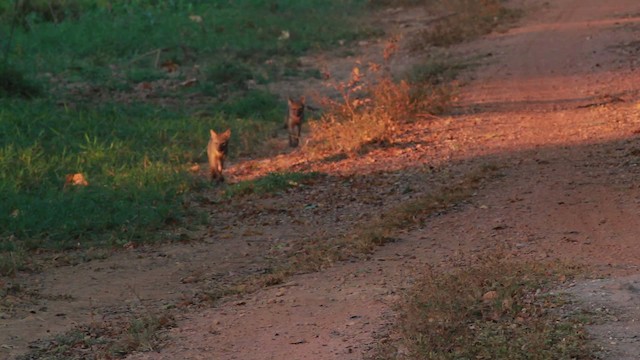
(299, 96), (305, 104)
(210, 129), (217, 138)
(287, 97), (294, 105)
(221, 128), (231, 140)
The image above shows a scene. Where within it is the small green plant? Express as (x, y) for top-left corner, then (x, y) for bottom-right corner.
(225, 172), (322, 198)
(372, 258), (593, 359)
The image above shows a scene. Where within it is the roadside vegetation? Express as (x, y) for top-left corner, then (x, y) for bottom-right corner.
(372, 258), (593, 359)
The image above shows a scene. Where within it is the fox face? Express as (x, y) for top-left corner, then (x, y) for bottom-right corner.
(286, 96), (305, 147)
(207, 129), (231, 182)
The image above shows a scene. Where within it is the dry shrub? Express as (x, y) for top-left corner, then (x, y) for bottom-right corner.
(306, 36), (461, 158)
(306, 41), (415, 156)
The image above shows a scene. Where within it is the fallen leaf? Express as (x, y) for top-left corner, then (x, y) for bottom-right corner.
(64, 173), (89, 188)
(161, 60), (179, 73)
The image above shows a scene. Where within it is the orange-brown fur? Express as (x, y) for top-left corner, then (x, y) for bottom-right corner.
(207, 129), (231, 182)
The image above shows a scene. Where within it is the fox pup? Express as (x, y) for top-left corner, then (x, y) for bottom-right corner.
(285, 96), (305, 147)
(207, 129), (231, 182)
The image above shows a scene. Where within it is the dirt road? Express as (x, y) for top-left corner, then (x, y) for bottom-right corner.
(125, 0), (640, 359)
(3, 0), (640, 359)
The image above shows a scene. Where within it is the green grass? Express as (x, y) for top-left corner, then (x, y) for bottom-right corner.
(2, 0), (377, 93)
(0, 99), (283, 255)
(0, 0), (379, 271)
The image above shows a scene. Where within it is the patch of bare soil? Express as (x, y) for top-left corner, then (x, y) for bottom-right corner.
(3, 0), (640, 359)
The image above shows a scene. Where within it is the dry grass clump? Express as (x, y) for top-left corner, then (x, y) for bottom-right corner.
(305, 37), (464, 159)
(372, 257), (593, 359)
(306, 63), (414, 156)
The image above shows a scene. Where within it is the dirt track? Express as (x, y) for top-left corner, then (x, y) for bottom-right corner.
(126, 0), (640, 358)
(3, 0), (640, 359)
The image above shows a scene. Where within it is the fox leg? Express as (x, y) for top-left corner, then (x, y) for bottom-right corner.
(288, 126), (299, 147)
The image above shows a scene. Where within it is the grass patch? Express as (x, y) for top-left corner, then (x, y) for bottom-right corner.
(408, 57), (470, 86)
(225, 171), (322, 198)
(0, 0), (380, 265)
(192, 165), (500, 304)
(19, 312), (175, 360)
(410, 0), (522, 48)
(291, 164), (498, 272)
(372, 258), (593, 359)
(111, 313), (175, 355)
(3, 0), (377, 95)
(0, 100), (282, 261)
